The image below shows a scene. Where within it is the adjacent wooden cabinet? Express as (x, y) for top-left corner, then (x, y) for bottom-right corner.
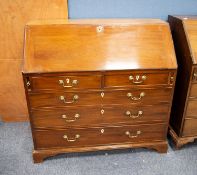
(0, 0), (68, 122)
(23, 19), (177, 163)
(168, 16), (197, 148)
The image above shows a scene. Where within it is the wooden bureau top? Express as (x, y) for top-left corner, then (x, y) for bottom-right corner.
(23, 19), (177, 73)
(170, 16), (197, 65)
(182, 18), (197, 65)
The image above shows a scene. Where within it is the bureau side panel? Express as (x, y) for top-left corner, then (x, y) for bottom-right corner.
(168, 16), (193, 136)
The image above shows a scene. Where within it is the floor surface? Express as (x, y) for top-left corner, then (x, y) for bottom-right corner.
(0, 122), (197, 175)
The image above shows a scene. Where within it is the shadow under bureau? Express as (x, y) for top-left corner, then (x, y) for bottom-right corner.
(22, 19), (177, 163)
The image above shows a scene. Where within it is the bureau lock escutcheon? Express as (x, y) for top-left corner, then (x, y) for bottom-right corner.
(96, 26), (104, 33)
(101, 129), (105, 134)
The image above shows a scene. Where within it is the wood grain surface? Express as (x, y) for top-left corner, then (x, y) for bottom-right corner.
(33, 123), (167, 149)
(183, 19), (197, 64)
(0, 0), (68, 121)
(23, 19), (177, 162)
(31, 105), (169, 128)
(23, 19), (177, 73)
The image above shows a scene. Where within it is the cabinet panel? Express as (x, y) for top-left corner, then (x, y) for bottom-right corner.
(0, 59), (28, 121)
(0, 0), (68, 121)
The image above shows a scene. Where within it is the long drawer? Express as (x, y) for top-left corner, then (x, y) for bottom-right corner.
(31, 105), (169, 128)
(28, 88), (172, 108)
(33, 123), (167, 149)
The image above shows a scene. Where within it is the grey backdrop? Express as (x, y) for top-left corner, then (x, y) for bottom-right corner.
(68, 0), (197, 20)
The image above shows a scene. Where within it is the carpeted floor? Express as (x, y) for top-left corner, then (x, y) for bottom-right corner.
(0, 122), (196, 175)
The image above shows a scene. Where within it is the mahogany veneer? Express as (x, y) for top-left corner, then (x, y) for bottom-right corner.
(169, 16), (197, 148)
(23, 19), (177, 163)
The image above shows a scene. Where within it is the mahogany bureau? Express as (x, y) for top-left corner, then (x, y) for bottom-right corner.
(22, 19), (177, 163)
(169, 16), (197, 148)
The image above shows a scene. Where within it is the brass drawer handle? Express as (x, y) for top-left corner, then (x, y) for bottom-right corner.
(127, 92), (145, 101)
(59, 95), (79, 104)
(125, 110), (143, 119)
(59, 79), (78, 88)
(63, 134), (80, 142)
(125, 131), (141, 138)
(194, 73), (197, 80)
(129, 75), (146, 84)
(62, 114), (80, 122)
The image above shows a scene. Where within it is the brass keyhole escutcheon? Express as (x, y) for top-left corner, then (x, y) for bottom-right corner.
(101, 129), (105, 134)
(96, 26), (104, 33)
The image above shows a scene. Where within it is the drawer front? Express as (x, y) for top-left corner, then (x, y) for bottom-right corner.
(29, 75), (101, 91)
(189, 84), (197, 97)
(102, 88), (172, 105)
(34, 124), (166, 149)
(185, 100), (197, 118)
(31, 105), (169, 128)
(27, 72), (173, 91)
(104, 72), (170, 87)
(28, 88), (172, 108)
(29, 91), (101, 108)
(182, 118), (197, 137)
(192, 69), (197, 82)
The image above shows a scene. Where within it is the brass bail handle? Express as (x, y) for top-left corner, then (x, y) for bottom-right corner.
(193, 72), (197, 80)
(63, 134), (80, 142)
(129, 75), (147, 84)
(127, 92), (145, 101)
(62, 114), (80, 122)
(125, 131), (141, 138)
(59, 78), (78, 88)
(125, 110), (143, 119)
(59, 95), (79, 104)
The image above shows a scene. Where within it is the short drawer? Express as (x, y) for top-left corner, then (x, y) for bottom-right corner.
(34, 123), (167, 149)
(182, 118), (197, 137)
(104, 72), (171, 87)
(28, 88), (172, 108)
(29, 75), (102, 91)
(31, 105), (169, 128)
(185, 100), (197, 118)
(189, 83), (197, 97)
